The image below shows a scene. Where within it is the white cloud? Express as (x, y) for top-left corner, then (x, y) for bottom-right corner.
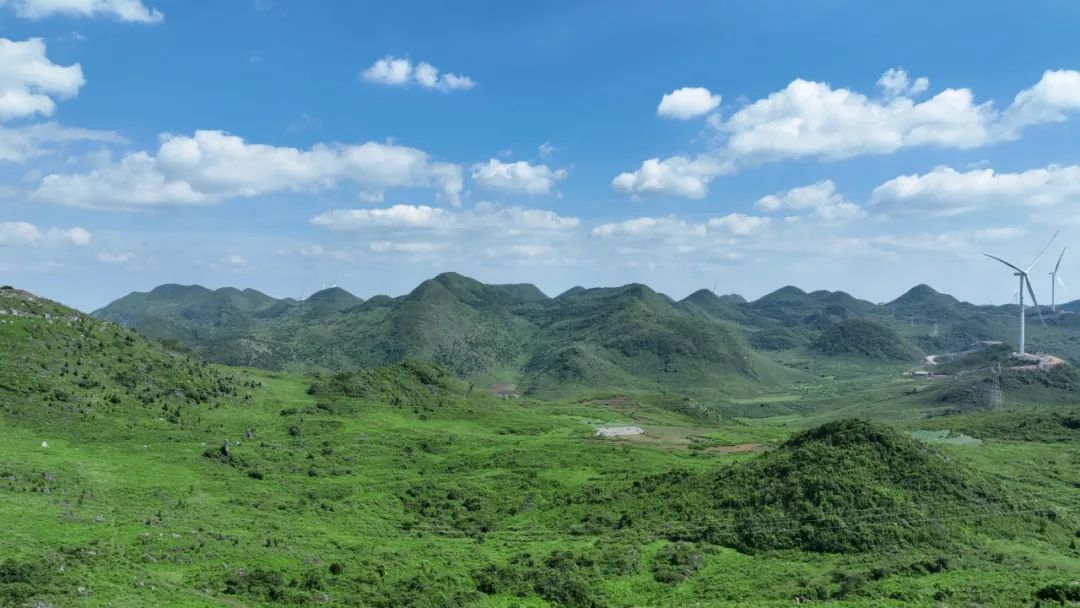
(471, 159), (567, 195)
(0, 221), (91, 246)
(869, 164), (1080, 216)
(311, 204), (448, 230)
(369, 240), (441, 254)
(312, 202), (579, 235)
(591, 213), (769, 240)
(707, 213), (771, 236)
(538, 141), (555, 158)
(362, 56), (474, 92)
(311, 202), (580, 263)
(617, 68), (1080, 199)
(591, 216), (706, 239)
(0, 38), (85, 121)
(31, 130), (464, 209)
(0, 122), (125, 163)
(876, 68), (929, 98)
(718, 75), (992, 163)
(508, 244), (554, 258)
(755, 180), (864, 222)
(0, 0), (162, 22)
(96, 251), (135, 263)
(225, 254), (247, 266)
(999, 69), (1080, 138)
(975, 227), (1023, 241)
(656, 86), (721, 119)
(612, 155), (732, 199)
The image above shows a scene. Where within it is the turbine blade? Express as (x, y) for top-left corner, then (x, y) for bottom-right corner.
(1058, 275), (1071, 297)
(1054, 247), (1067, 273)
(984, 254), (1025, 274)
(1026, 276), (1047, 327)
(1026, 230), (1060, 272)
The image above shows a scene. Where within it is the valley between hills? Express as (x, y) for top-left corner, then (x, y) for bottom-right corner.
(1, 276), (1078, 607)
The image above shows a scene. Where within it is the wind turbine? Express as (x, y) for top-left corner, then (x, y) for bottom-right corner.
(984, 231), (1058, 356)
(1050, 247), (1069, 312)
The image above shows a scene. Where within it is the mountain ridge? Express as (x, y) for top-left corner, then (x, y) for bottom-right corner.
(90, 274), (1080, 395)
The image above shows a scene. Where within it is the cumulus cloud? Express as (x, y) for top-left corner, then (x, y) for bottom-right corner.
(362, 56), (474, 92)
(755, 180), (864, 221)
(0, 0), (162, 22)
(0, 38), (85, 121)
(876, 68), (929, 99)
(998, 69), (1080, 138)
(612, 155), (732, 199)
(0, 221), (91, 246)
(656, 86), (721, 119)
(717, 76), (992, 162)
(471, 159), (567, 195)
(31, 130), (464, 209)
(0, 122), (126, 163)
(616, 67), (1080, 198)
(869, 164), (1080, 216)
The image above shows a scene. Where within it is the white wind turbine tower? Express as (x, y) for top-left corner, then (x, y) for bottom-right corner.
(1050, 247), (1069, 312)
(984, 231), (1059, 356)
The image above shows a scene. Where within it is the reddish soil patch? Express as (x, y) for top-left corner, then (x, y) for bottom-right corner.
(490, 383), (519, 397)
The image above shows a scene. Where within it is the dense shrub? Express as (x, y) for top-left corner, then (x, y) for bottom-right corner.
(811, 319), (918, 361)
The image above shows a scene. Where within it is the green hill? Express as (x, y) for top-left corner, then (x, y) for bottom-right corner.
(811, 318), (920, 361)
(889, 284), (970, 321)
(303, 286), (363, 312)
(624, 419), (1012, 554)
(95, 275), (799, 397)
(0, 287), (249, 438)
(678, 289), (767, 326)
(522, 283), (796, 395)
(751, 286), (880, 329)
(308, 359), (470, 409)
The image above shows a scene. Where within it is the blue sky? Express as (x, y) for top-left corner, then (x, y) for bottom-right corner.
(3, 0), (1080, 311)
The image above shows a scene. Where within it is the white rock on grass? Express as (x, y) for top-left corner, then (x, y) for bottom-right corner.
(595, 426), (644, 437)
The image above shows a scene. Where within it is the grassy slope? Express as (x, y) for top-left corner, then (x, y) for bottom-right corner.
(3, 358), (1078, 606)
(9, 285), (1080, 606)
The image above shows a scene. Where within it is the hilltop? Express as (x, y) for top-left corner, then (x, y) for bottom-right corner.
(623, 419), (1011, 553)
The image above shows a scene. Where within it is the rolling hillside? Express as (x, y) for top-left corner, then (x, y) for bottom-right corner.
(0, 286), (251, 438)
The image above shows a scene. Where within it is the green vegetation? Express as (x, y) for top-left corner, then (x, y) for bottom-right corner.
(308, 359), (471, 408)
(612, 420), (1018, 555)
(918, 407), (1080, 442)
(811, 318), (920, 361)
(4, 285), (1080, 606)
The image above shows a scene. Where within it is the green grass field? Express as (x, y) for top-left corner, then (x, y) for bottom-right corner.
(3, 362), (1079, 607)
